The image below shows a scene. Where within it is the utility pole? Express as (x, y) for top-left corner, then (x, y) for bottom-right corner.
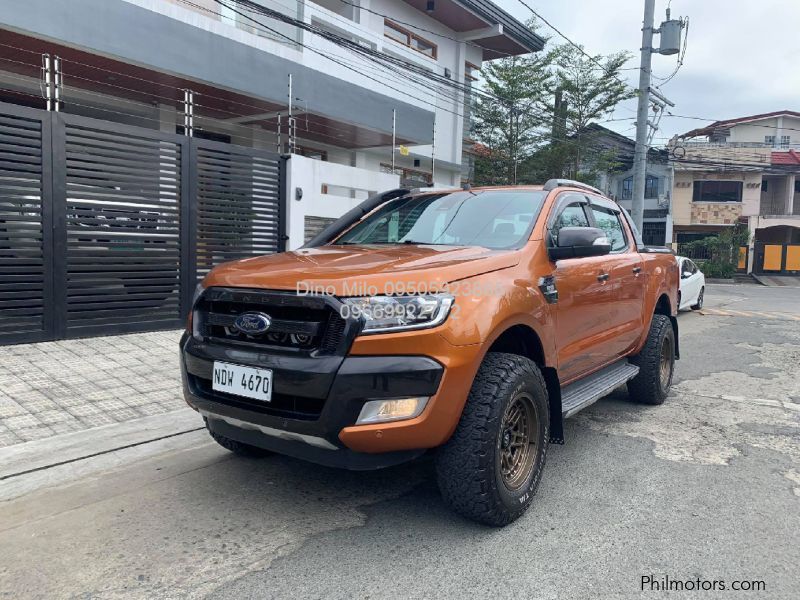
(631, 0), (656, 232)
(631, 2), (684, 231)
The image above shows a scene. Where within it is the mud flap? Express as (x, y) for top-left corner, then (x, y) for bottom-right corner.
(670, 315), (680, 359)
(543, 367), (564, 444)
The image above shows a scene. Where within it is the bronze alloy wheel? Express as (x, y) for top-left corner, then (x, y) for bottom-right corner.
(498, 392), (539, 490)
(659, 334), (674, 392)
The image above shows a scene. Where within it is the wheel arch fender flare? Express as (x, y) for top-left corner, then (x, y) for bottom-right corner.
(480, 318), (563, 445)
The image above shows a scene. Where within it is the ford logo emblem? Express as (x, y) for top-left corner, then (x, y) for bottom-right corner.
(233, 312), (272, 335)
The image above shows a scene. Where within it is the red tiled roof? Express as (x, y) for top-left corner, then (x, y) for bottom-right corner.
(772, 150), (800, 165)
(681, 110), (800, 138)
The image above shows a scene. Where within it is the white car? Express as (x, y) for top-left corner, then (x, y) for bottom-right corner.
(676, 256), (705, 311)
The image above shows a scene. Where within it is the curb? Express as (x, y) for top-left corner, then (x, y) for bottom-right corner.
(0, 408), (202, 482)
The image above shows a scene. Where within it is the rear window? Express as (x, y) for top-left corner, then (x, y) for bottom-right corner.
(334, 190), (547, 250)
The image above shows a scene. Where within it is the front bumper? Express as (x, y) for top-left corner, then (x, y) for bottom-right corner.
(181, 331), (463, 468)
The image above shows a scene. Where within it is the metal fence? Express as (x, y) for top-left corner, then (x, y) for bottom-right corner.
(0, 102), (285, 345)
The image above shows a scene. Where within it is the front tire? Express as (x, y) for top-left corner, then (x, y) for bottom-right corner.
(627, 314), (675, 405)
(691, 287), (704, 310)
(435, 353), (549, 527)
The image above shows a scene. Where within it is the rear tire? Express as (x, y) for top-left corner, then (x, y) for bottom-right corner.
(691, 287), (704, 310)
(207, 424), (272, 458)
(627, 314), (675, 405)
(435, 353), (549, 527)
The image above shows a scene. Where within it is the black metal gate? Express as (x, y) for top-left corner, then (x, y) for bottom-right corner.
(0, 102), (285, 345)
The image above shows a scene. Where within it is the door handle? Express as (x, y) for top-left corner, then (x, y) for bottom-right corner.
(597, 273), (610, 282)
(632, 266), (642, 274)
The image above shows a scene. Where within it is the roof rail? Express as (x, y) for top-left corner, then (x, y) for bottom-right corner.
(543, 178), (602, 195)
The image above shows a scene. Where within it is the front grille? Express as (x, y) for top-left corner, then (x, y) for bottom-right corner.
(195, 288), (349, 354)
(193, 376), (324, 420)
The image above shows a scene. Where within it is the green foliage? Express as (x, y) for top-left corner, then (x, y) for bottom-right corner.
(683, 225), (750, 279)
(471, 26), (634, 186)
(471, 27), (555, 185)
(699, 261), (736, 279)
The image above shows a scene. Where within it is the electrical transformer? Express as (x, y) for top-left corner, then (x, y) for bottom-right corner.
(659, 19), (683, 55)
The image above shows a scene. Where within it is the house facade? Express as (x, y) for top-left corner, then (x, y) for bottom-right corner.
(671, 111), (800, 274)
(0, 0), (542, 247)
(583, 125), (673, 246)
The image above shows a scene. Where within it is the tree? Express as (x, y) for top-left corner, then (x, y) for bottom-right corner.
(548, 46), (636, 179)
(471, 24), (554, 186)
(470, 32), (636, 186)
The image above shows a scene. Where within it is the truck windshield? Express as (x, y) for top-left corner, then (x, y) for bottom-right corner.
(333, 190), (547, 249)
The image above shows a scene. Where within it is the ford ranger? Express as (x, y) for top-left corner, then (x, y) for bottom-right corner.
(180, 179), (679, 526)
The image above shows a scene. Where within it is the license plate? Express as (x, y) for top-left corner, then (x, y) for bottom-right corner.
(212, 361), (272, 402)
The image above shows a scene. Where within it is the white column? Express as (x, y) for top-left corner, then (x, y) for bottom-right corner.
(786, 174), (796, 216)
(747, 217), (758, 273)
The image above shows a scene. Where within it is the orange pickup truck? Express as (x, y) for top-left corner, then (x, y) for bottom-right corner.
(180, 179), (679, 526)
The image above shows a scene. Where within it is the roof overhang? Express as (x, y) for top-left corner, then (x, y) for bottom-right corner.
(680, 110), (800, 139)
(401, 0), (545, 59)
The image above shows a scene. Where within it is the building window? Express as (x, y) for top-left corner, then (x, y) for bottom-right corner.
(622, 177), (633, 199)
(621, 175), (658, 199)
(645, 175), (659, 199)
(380, 163), (432, 186)
(692, 180), (743, 202)
(462, 62), (479, 141)
(642, 221), (667, 246)
(795, 179), (800, 193)
(781, 135), (791, 148)
(765, 135), (776, 146)
(384, 20), (437, 59)
(464, 62), (479, 82)
(762, 179), (768, 192)
(296, 145), (327, 161)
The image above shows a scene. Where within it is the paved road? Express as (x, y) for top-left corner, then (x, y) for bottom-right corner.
(1, 284), (798, 599)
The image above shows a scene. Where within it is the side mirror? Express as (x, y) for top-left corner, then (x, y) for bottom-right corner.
(549, 227), (612, 260)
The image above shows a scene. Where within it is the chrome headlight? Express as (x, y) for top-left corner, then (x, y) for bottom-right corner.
(342, 294), (454, 334)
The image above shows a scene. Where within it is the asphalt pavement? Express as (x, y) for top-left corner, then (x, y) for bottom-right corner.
(0, 283), (798, 599)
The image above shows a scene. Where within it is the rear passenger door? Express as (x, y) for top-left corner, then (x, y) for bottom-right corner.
(587, 198), (645, 357)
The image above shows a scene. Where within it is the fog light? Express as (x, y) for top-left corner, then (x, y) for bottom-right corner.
(355, 397), (429, 425)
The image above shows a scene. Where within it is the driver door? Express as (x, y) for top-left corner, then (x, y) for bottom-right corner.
(547, 194), (616, 383)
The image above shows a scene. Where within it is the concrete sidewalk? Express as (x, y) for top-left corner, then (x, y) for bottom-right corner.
(0, 330), (186, 447)
(752, 273), (800, 287)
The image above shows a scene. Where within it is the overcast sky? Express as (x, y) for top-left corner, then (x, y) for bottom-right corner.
(493, 0), (800, 144)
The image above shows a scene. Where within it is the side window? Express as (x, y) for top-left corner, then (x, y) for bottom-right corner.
(589, 206), (628, 252)
(551, 203), (590, 245)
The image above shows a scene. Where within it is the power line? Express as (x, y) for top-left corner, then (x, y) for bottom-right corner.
(511, 0), (636, 89)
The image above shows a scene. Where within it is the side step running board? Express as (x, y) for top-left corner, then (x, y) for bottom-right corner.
(561, 360), (639, 418)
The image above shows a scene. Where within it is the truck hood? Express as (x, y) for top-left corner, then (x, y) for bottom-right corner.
(203, 244), (520, 295)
